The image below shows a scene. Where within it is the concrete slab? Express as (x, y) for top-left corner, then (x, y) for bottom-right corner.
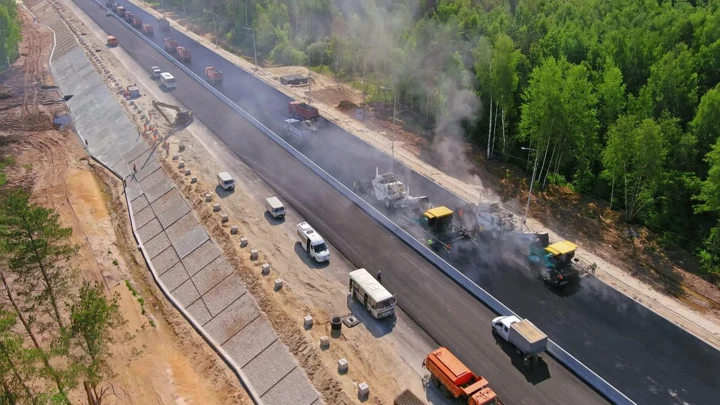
(144, 177), (174, 203)
(221, 316), (278, 368)
(159, 261), (190, 292)
(133, 205), (157, 229)
(203, 294), (260, 344)
(126, 180), (143, 202)
(155, 198), (191, 229)
(144, 232), (171, 259)
(201, 274), (246, 316)
(133, 158), (161, 182)
(186, 299), (212, 326)
(241, 340), (297, 395)
(137, 218), (163, 242)
(139, 167), (169, 193)
(260, 367), (319, 405)
(173, 225), (209, 259)
(191, 256), (236, 295)
(123, 141), (150, 163)
(131, 194), (150, 213)
(182, 240), (222, 276)
(152, 246), (181, 275)
(172, 278), (201, 308)
(164, 212), (200, 242)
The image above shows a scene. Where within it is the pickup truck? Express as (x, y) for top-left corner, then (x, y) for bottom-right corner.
(492, 315), (547, 370)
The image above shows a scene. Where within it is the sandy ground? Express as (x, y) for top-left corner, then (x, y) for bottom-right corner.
(57, 1), (453, 403)
(118, 0), (720, 350)
(1, 4), (252, 404)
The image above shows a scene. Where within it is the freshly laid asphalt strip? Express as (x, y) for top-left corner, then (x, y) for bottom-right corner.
(71, 2), (610, 404)
(79, 1), (720, 403)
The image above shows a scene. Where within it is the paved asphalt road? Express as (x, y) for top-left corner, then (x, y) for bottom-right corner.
(77, 1), (718, 404)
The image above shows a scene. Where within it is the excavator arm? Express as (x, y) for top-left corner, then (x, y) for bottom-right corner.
(152, 100), (193, 127)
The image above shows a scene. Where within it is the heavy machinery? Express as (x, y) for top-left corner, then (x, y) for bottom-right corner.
(115, 6), (125, 17)
(176, 47), (192, 63)
(164, 37), (178, 54)
(527, 235), (581, 287)
(132, 16), (143, 29)
(205, 67), (223, 85)
(492, 316), (547, 370)
(422, 347), (503, 405)
(158, 17), (170, 32)
(283, 119), (312, 146)
(142, 23), (153, 35)
(152, 101), (193, 127)
(124, 85), (140, 99)
(408, 206), (476, 252)
(124, 11), (134, 24)
(355, 168), (429, 211)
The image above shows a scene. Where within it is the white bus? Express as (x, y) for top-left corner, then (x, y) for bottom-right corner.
(348, 269), (396, 319)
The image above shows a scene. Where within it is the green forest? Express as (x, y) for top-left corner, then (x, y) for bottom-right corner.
(0, 0), (22, 70)
(155, 0), (720, 278)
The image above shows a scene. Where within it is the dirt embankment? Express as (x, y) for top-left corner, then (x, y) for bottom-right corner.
(0, 5), (252, 404)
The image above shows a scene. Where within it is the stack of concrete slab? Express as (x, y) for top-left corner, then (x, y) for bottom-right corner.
(44, 4), (321, 403)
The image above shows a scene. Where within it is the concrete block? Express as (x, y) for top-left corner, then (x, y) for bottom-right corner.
(274, 279), (283, 290)
(230, 225), (238, 234)
(240, 237), (248, 248)
(178, 161), (185, 169)
(319, 336), (330, 349)
(213, 203), (220, 212)
(204, 193), (212, 202)
(261, 263), (270, 275)
(250, 249), (259, 260)
(178, 144), (185, 152)
(358, 382), (369, 398)
(338, 358), (348, 373)
(221, 213), (229, 223)
(184, 169), (191, 176)
(172, 154), (179, 161)
(303, 315), (313, 329)
(191, 176), (197, 183)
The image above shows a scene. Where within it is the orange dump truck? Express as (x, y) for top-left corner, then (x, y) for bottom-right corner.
(164, 38), (178, 54)
(142, 23), (153, 35)
(177, 47), (192, 63)
(423, 348), (502, 405)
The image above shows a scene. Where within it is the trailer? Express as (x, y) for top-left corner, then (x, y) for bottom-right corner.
(355, 168), (429, 211)
(492, 316), (547, 370)
(422, 348), (502, 405)
(283, 119), (312, 146)
(176, 47), (192, 63)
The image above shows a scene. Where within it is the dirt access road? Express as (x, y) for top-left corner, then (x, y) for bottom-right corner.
(123, 0), (720, 350)
(58, 0), (450, 403)
(1, 4), (251, 404)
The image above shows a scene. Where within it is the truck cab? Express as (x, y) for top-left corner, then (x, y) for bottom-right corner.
(283, 119), (311, 146)
(296, 222), (329, 262)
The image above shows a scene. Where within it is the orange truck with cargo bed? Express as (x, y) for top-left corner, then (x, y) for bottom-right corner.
(176, 47), (192, 63)
(423, 347), (502, 405)
(164, 38), (178, 54)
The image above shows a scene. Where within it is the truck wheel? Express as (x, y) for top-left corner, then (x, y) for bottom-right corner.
(429, 375), (439, 387)
(439, 385), (451, 398)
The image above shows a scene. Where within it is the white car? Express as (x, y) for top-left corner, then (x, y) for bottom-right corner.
(151, 66), (162, 79)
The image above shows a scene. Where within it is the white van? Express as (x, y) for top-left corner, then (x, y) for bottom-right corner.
(265, 196), (285, 218)
(296, 222), (329, 262)
(349, 269), (396, 319)
(160, 72), (176, 89)
(216, 172), (235, 190)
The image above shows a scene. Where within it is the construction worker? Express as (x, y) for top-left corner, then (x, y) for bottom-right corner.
(427, 239), (433, 247)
